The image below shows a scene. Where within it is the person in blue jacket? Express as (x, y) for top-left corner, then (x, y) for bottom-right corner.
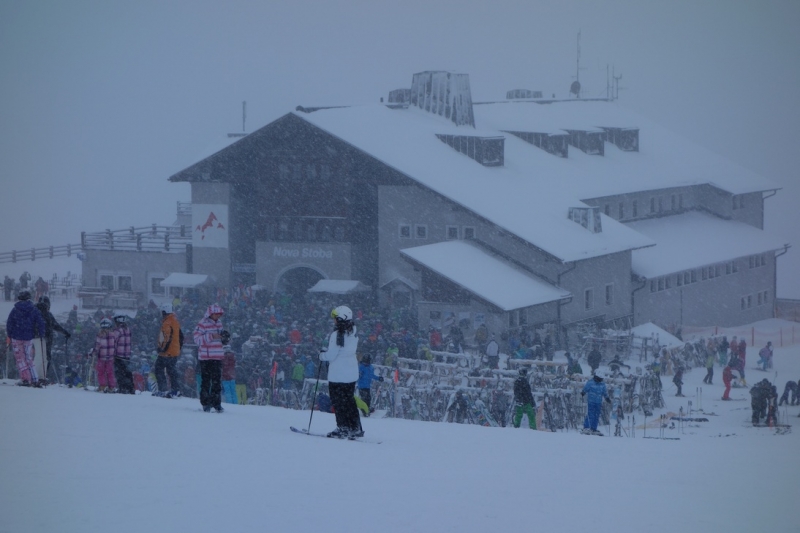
(357, 355), (383, 416)
(581, 374), (611, 435)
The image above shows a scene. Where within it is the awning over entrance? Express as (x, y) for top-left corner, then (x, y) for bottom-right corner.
(307, 279), (371, 294)
(401, 240), (571, 312)
(160, 273), (214, 289)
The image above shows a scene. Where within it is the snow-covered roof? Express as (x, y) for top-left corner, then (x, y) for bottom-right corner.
(473, 100), (780, 198)
(400, 240), (571, 311)
(307, 279), (371, 294)
(160, 273), (212, 288)
(630, 322), (684, 348)
(628, 211), (789, 278)
(296, 104), (655, 262)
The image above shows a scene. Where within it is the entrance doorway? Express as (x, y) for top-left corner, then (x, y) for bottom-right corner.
(275, 267), (324, 299)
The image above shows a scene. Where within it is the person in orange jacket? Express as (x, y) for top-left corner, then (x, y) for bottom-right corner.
(154, 303), (182, 397)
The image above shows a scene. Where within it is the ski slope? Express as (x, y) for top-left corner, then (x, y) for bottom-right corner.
(1, 345), (797, 533)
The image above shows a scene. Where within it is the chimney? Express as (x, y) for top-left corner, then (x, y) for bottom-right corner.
(410, 71), (475, 127)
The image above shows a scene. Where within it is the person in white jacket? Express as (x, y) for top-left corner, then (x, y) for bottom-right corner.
(319, 305), (362, 438)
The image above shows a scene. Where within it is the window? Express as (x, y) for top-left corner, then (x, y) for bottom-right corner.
(100, 275), (114, 290)
(665, 276), (671, 289)
(679, 194), (684, 209)
(584, 288), (594, 310)
(684, 272), (691, 285)
(658, 278), (665, 291)
(741, 297), (746, 310)
(671, 195), (676, 210)
(446, 226), (459, 240)
(604, 204), (610, 216)
(463, 226), (475, 239)
(632, 200), (638, 218)
(760, 254), (767, 266)
(714, 265), (721, 277)
(758, 292), (763, 305)
(618, 202), (625, 219)
(763, 290), (769, 303)
(150, 277), (166, 296)
(605, 284), (614, 306)
(118, 276), (132, 291)
(650, 197), (655, 213)
(691, 270), (697, 283)
(677, 275), (683, 287)
(747, 295), (753, 308)
(399, 224), (411, 239)
(658, 197), (664, 212)
(415, 225), (428, 239)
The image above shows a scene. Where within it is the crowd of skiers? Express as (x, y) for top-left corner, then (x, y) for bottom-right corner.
(5, 284), (798, 433)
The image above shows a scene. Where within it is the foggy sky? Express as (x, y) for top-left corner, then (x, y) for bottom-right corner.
(1, 0), (799, 296)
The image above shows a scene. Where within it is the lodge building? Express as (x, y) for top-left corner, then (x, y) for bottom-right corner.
(81, 71), (789, 343)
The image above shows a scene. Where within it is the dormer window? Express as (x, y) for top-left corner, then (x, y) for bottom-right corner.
(436, 134), (504, 167)
(568, 206), (602, 233)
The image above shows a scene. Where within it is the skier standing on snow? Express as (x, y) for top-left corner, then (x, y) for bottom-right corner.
(758, 342), (773, 371)
(35, 296), (71, 382)
(194, 304), (227, 413)
(581, 374), (611, 435)
(721, 363), (734, 400)
(702, 347), (715, 385)
(673, 362), (685, 397)
(5, 290), (46, 387)
(736, 338), (747, 386)
(113, 315), (135, 394)
(319, 305), (362, 438)
(92, 318), (118, 393)
(154, 303), (182, 397)
(512, 368), (536, 429)
(357, 355), (383, 416)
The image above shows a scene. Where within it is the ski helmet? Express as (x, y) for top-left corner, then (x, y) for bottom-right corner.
(160, 303), (173, 314)
(17, 290), (31, 301)
(331, 305), (352, 322)
(100, 318), (113, 329)
(113, 315), (128, 324)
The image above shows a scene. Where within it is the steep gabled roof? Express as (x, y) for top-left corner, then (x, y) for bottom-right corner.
(296, 104), (654, 262)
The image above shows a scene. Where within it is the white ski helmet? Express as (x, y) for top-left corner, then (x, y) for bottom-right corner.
(99, 318), (113, 329)
(160, 303), (173, 314)
(331, 305), (352, 322)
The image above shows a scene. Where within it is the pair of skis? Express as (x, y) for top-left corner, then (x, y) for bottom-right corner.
(289, 426), (381, 444)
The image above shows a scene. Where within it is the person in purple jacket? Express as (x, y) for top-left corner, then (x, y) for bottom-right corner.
(5, 290), (46, 386)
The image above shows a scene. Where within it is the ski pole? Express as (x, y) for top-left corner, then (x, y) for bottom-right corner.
(306, 354), (325, 434)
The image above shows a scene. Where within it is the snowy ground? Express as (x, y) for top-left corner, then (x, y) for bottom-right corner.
(1, 323), (797, 533)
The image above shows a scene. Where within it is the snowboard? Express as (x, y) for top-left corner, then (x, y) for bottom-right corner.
(289, 426), (381, 444)
(31, 338), (47, 383)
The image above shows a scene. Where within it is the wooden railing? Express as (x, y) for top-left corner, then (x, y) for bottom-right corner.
(0, 244), (82, 264)
(81, 225), (190, 252)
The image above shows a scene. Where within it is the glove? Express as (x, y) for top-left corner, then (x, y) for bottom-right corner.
(220, 330), (231, 344)
(605, 397), (612, 404)
(379, 376), (384, 382)
(581, 391), (586, 397)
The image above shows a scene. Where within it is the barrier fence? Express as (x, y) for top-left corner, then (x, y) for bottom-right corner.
(681, 322), (800, 348)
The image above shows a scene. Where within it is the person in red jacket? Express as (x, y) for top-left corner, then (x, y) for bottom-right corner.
(221, 346), (237, 404)
(722, 364), (734, 400)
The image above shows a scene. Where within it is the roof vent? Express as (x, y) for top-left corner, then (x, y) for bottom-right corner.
(436, 134), (504, 167)
(504, 131), (569, 158)
(600, 127), (639, 152)
(410, 71), (475, 127)
(506, 89), (543, 99)
(568, 206), (602, 233)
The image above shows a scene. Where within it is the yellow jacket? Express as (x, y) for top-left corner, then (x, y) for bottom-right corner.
(158, 313), (181, 357)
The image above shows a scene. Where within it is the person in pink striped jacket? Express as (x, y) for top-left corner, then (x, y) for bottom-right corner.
(93, 318), (118, 393)
(193, 304), (228, 412)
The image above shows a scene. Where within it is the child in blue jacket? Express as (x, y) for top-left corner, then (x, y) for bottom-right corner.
(357, 355), (383, 415)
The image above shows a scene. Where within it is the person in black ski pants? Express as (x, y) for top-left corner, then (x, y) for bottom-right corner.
(778, 379), (798, 406)
(319, 305), (362, 438)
